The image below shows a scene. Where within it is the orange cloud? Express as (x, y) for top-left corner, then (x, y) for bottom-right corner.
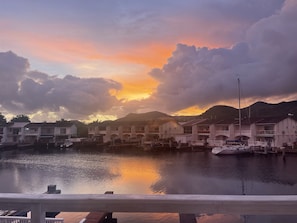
(25, 36), (102, 63)
(2, 22), (221, 74)
(2, 25), (174, 66)
(1, 26), (101, 62)
(112, 43), (174, 67)
(114, 73), (158, 101)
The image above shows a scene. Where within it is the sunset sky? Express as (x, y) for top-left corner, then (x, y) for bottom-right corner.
(0, 0), (296, 122)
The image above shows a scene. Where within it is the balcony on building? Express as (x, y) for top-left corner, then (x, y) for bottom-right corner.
(215, 125), (230, 137)
(183, 126), (192, 134)
(109, 126), (119, 134)
(148, 127), (159, 133)
(197, 125), (210, 134)
(256, 124), (274, 136)
(135, 126), (145, 133)
(122, 126), (131, 133)
(235, 125), (251, 137)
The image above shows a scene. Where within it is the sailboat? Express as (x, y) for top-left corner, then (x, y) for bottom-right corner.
(211, 140), (251, 155)
(211, 78), (251, 155)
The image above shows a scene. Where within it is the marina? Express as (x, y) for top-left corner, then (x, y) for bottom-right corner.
(1, 0), (297, 222)
(1, 148), (297, 222)
(1, 138), (296, 157)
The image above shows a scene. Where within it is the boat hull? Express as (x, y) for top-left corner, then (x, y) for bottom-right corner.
(212, 145), (251, 155)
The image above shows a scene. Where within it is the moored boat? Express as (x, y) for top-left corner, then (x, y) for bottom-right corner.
(211, 77), (252, 155)
(211, 140), (251, 155)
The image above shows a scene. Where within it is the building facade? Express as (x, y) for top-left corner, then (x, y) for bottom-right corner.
(180, 116), (297, 148)
(88, 116), (297, 149)
(0, 122), (77, 145)
(88, 119), (184, 144)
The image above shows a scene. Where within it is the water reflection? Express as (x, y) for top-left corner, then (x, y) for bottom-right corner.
(108, 156), (162, 194)
(1, 151), (297, 222)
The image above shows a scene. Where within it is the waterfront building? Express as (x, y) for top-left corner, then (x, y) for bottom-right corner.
(88, 118), (184, 144)
(0, 121), (77, 145)
(87, 115), (297, 149)
(251, 116), (297, 148)
(175, 119), (207, 145)
(24, 122), (77, 145)
(179, 116), (297, 148)
(1, 122), (30, 144)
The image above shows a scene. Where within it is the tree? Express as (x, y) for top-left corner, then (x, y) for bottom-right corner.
(0, 113), (7, 124)
(72, 120), (88, 137)
(11, 114), (30, 122)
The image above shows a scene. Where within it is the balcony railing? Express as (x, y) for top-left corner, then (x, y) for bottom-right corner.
(2, 193), (297, 223)
(215, 130), (229, 136)
(24, 130), (39, 134)
(256, 130), (274, 135)
(197, 130), (210, 134)
(235, 130), (251, 137)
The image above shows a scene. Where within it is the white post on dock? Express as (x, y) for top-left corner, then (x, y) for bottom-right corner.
(31, 203), (46, 223)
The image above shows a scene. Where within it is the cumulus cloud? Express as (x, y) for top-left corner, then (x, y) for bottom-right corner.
(0, 51), (122, 119)
(143, 0), (297, 113)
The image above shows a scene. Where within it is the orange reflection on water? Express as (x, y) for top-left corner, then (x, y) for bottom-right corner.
(108, 156), (162, 194)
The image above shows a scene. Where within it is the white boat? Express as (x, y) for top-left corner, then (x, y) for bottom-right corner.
(60, 139), (74, 148)
(211, 77), (251, 155)
(211, 140), (251, 155)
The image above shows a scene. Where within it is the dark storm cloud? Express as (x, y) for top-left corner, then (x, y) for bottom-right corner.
(0, 51), (122, 116)
(0, 51), (28, 110)
(147, 0), (297, 112)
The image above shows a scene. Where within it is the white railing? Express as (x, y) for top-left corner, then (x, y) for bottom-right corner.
(235, 130), (251, 137)
(248, 140), (269, 147)
(256, 130), (274, 135)
(2, 193), (297, 223)
(215, 130), (230, 137)
(0, 216), (63, 223)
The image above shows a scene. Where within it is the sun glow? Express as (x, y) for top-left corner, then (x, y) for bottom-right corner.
(173, 106), (205, 116)
(113, 74), (158, 101)
(113, 43), (174, 67)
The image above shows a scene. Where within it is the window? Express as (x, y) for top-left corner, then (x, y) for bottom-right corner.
(184, 126), (192, 134)
(41, 128), (54, 135)
(60, 128), (66, 134)
(13, 128), (20, 134)
(99, 126), (106, 131)
(222, 126), (229, 131)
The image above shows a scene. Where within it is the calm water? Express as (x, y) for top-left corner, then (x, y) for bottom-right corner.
(1, 149), (297, 222)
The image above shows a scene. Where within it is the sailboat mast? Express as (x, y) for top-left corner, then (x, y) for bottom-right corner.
(238, 78), (242, 139)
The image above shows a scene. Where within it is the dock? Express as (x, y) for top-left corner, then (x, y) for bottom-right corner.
(78, 191), (117, 223)
(3, 190), (297, 223)
(0, 185), (61, 218)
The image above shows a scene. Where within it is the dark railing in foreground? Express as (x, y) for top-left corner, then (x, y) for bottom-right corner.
(1, 193), (297, 223)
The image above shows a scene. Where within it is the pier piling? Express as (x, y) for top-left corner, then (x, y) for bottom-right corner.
(179, 213), (197, 223)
